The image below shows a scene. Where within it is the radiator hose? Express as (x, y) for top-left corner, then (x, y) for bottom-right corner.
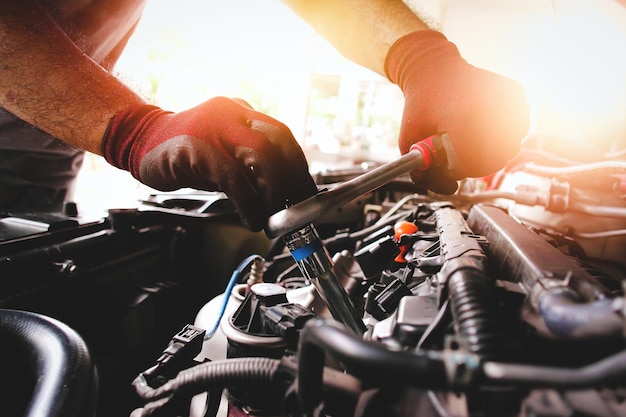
(0, 309), (97, 417)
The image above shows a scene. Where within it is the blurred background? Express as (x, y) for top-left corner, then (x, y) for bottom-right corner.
(74, 0), (626, 214)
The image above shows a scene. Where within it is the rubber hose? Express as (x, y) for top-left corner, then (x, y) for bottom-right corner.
(0, 309), (97, 417)
(538, 288), (624, 340)
(483, 349), (626, 388)
(447, 268), (502, 359)
(297, 319), (447, 414)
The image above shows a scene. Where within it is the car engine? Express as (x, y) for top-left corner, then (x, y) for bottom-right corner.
(1, 134), (625, 417)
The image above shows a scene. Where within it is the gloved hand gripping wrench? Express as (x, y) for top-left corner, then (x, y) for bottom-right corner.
(265, 135), (447, 335)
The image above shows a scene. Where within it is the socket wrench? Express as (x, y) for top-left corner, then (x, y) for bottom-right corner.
(265, 134), (446, 238)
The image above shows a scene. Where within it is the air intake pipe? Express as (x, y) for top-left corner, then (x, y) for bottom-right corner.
(467, 204), (625, 340)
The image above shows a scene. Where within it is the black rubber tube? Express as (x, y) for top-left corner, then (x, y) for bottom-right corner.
(483, 349), (626, 388)
(0, 309), (97, 417)
(447, 268), (502, 359)
(297, 319), (448, 414)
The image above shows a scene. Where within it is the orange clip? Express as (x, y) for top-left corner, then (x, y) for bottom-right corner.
(394, 220), (418, 263)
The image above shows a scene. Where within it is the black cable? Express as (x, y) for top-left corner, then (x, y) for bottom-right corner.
(201, 388), (223, 417)
(133, 357), (282, 416)
(416, 299), (451, 349)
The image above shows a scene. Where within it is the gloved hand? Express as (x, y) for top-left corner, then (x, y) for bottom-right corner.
(385, 30), (530, 194)
(102, 97), (318, 231)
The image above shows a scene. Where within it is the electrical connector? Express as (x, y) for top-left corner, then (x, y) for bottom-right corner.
(141, 324), (206, 388)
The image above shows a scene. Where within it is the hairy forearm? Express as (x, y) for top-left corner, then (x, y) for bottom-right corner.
(281, 0), (429, 76)
(0, 0), (145, 155)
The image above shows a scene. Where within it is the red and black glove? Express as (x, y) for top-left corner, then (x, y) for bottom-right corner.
(385, 30), (530, 194)
(102, 97), (318, 231)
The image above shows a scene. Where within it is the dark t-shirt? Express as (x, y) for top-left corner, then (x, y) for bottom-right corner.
(0, 0), (146, 211)
(0, 109), (84, 211)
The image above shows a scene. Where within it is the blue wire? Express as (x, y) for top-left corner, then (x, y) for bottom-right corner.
(205, 254), (262, 340)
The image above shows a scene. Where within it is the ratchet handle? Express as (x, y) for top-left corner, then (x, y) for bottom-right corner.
(265, 134), (448, 239)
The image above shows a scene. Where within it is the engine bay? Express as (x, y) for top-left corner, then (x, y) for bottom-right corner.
(2, 135), (626, 417)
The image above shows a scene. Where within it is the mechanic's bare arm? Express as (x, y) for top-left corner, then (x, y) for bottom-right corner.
(281, 0), (429, 76)
(0, 0), (145, 154)
(0, 0), (318, 231)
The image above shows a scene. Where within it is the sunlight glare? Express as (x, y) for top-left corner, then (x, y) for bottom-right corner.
(520, 0), (626, 145)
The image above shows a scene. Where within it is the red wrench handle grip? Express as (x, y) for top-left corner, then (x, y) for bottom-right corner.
(409, 135), (446, 171)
